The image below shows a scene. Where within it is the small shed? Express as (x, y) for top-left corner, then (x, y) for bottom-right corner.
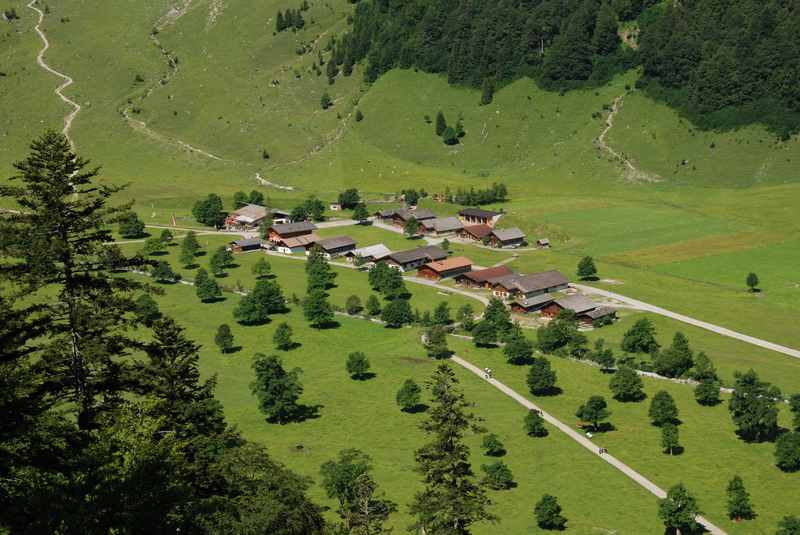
(537, 238), (551, 248)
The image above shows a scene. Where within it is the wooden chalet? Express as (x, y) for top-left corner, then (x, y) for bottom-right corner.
(489, 227), (526, 249)
(420, 216), (464, 236)
(541, 294), (616, 325)
(491, 270), (569, 300)
(511, 293), (556, 314)
(275, 233), (319, 254)
(229, 237), (264, 253)
(455, 265), (514, 289)
(383, 245), (447, 272)
(458, 207), (501, 227)
(391, 208), (437, 227)
(267, 221), (317, 242)
(224, 204), (269, 231)
(417, 256), (473, 281)
(345, 244), (392, 265)
(457, 224), (493, 242)
(313, 236), (357, 258)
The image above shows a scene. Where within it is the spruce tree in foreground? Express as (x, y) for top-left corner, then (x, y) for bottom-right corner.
(408, 364), (495, 533)
(726, 475), (754, 521)
(534, 494), (567, 530)
(658, 484), (701, 535)
(0, 130), (150, 430)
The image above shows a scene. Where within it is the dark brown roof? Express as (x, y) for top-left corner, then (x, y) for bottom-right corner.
(388, 245), (447, 265)
(395, 208), (436, 221)
(316, 236), (356, 251)
(459, 207), (501, 219)
(271, 221), (317, 235)
(461, 224), (493, 239)
(460, 265), (514, 283)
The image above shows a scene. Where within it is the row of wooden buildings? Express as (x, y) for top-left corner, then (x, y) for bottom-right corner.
(373, 206), (529, 248)
(453, 265), (616, 325)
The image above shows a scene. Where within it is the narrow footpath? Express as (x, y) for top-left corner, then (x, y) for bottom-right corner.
(450, 355), (729, 535)
(27, 0), (81, 148)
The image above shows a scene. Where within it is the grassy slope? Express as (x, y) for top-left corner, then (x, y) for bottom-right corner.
(449, 336), (798, 535)
(0, 1), (67, 171)
(153, 281), (664, 534)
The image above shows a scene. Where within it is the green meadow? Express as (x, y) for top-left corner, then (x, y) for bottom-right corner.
(150, 281), (664, 534)
(448, 336), (798, 535)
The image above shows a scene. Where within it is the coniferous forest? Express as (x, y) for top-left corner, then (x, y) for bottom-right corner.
(342, 0), (800, 136)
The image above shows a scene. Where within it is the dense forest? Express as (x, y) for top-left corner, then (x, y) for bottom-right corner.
(341, 0), (800, 136)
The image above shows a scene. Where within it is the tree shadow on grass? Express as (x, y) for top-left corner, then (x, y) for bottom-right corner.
(294, 404), (323, 422)
(224, 346), (243, 354)
(508, 356), (535, 366)
(200, 296), (227, 304)
(351, 372), (377, 381)
(149, 251), (169, 257)
(402, 403), (429, 414)
(663, 446), (685, 456)
(195, 251), (207, 257)
(532, 386), (563, 397)
(315, 320), (341, 330)
(591, 422), (616, 434)
(279, 342), (302, 351)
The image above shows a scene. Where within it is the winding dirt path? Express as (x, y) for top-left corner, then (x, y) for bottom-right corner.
(27, 0), (81, 148)
(596, 95), (657, 182)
